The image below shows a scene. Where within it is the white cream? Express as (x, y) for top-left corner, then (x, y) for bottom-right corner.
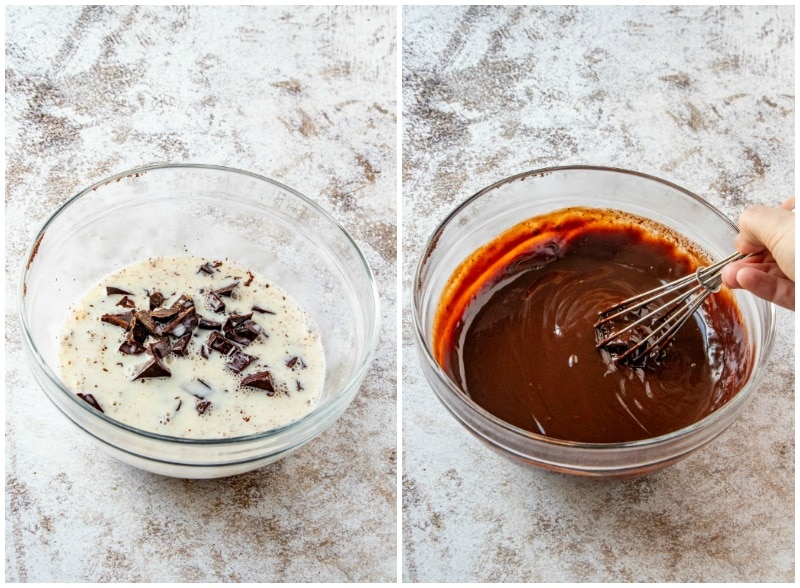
(58, 256), (325, 439)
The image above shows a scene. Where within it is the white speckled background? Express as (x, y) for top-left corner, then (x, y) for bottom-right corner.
(402, 5), (793, 582)
(6, 5), (396, 582)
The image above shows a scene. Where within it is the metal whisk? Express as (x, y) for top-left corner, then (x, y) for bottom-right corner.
(594, 251), (749, 365)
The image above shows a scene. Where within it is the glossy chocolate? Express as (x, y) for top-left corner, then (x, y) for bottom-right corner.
(435, 208), (752, 443)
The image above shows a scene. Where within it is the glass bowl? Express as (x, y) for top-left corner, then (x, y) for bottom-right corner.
(412, 166), (776, 478)
(19, 164), (380, 479)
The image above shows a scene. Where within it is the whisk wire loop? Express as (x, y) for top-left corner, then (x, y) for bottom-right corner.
(595, 251), (748, 365)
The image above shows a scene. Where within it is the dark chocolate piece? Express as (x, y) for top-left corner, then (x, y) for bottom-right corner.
(226, 351), (256, 373)
(173, 294), (195, 311)
(132, 356), (171, 380)
(222, 314), (261, 346)
(208, 292), (225, 313)
(119, 340), (146, 355)
(286, 356), (306, 369)
(240, 370), (275, 394)
(228, 320), (262, 346)
(213, 282), (239, 297)
(197, 378), (211, 388)
(133, 310), (159, 338)
(198, 317), (222, 330)
(171, 333), (192, 356)
(252, 305), (276, 315)
(116, 296), (136, 309)
(149, 291), (165, 310)
(150, 306), (180, 322)
(207, 331), (238, 356)
(106, 286), (132, 296)
(197, 262), (216, 275)
(195, 399), (211, 415)
(77, 393), (104, 412)
(101, 312), (132, 329)
(159, 308), (199, 337)
(148, 339), (172, 360)
(128, 315), (151, 345)
(226, 312), (253, 326)
(243, 271), (254, 287)
(200, 344), (209, 359)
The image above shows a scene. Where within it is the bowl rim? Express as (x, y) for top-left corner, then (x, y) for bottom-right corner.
(411, 164), (777, 451)
(18, 162), (382, 446)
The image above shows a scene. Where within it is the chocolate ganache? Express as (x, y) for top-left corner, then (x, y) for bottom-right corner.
(433, 207), (752, 443)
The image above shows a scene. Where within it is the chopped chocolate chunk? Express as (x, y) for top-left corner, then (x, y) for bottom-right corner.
(197, 378), (211, 389)
(200, 344), (209, 359)
(224, 320), (261, 346)
(119, 340), (146, 355)
(101, 312), (132, 329)
(207, 331), (238, 356)
(241, 370), (275, 394)
(226, 351), (256, 373)
(132, 356), (171, 380)
(208, 292), (225, 313)
(212, 260), (223, 267)
(198, 317), (222, 330)
(197, 262), (216, 275)
(173, 294), (195, 311)
(195, 399), (211, 415)
(150, 306), (180, 322)
(213, 282), (239, 298)
(149, 291), (165, 310)
(171, 333), (192, 356)
(128, 315), (151, 344)
(77, 393), (104, 412)
(148, 339), (172, 360)
(252, 305), (276, 315)
(175, 399), (182, 411)
(296, 380), (304, 391)
(286, 356), (306, 369)
(106, 286), (132, 296)
(116, 296), (136, 309)
(225, 312), (253, 327)
(159, 308), (199, 337)
(222, 313), (260, 345)
(133, 310), (159, 338)
(244, 271), (254, 287)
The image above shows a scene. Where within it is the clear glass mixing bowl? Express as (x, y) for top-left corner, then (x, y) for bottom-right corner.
(412, 166), (776, 478)
(19, 164), (380, 478)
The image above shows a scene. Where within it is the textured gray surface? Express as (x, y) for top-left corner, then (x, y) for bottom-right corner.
(6, 5), (396, 582)
(402, 5), (793, 582)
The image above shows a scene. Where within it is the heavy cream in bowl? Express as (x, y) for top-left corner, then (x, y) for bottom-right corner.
(58, 256), (325, 439)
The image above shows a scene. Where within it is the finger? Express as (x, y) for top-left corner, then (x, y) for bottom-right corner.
(721, 263), (741, 289)
(722, 257), (769, 288)
(736, 205), (795, 280)
(730, 254), (769, 267)
(780, 195), (795, 210)
(735, 260), (786, 274)
(735, 266), (795, 310)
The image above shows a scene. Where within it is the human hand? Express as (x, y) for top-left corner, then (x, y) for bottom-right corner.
(721, 196), (795, 310)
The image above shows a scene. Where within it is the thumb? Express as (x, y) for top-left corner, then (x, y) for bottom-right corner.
(735, 205), (795, 281)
